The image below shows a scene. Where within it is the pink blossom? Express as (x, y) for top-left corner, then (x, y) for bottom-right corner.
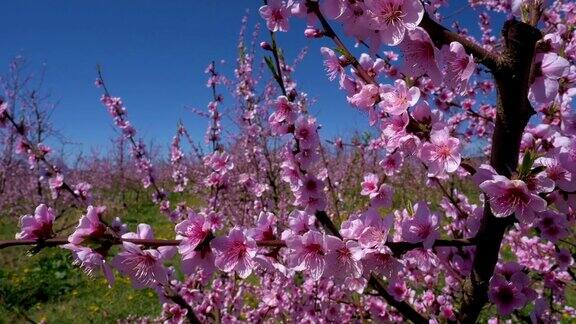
(203, 171), (225, 188)
(73, 182), (92, 200)
(488, 273), (528, 316)
(320, 47), (343, 81)
(68, 205), (107, 245)
(324, 236), (364, 282)
(401, 201), (439, 249)
(360, 173), (380, 198)
(479, 176), (547, 222)
(387, 278), (408, 301)
(358, 208), (393, 249)
(175, 211), (211, 257)
(16, 204), (55, 240)
(203, 209), (221, 230)
(203, 151), (234, 174)
(531, 52), (570, 103)
(284, 210), (316, 237)
(294, 146), (320, 171)
(181, 248), (216, 280)
(162, 303), (188, 324)
(471, 164), (497, 186)
(112, 224), (175, 288)
(63, 244), (115, 287)
(248, 211), (277, 241)
(269, 96), (297, 134)
(380, 151), (404, 176)
(259, 0), (293, 32)
(558, 139), (576, 174)
(211, 227), (258, 278)
(349, 84), (380, 109)
(400, 27), (442, 84)
(340, 215), (365, 240)
(111, 217), (128, 234)
(380, 112), (408, 138)
(344, 277), (368, 294)
(530, 297), (551, 324)
(495, 263), (537, 301)
(295, 175), (325, 208)
(286, 230), (327, 280)
(411, 101), (443, 128)
(371, 184), (394, 208)
(320, 0), (347, 19)
(281, 156), (302, 186)
(358, 53), (387, 79)
(536, 157), (575, 192)
(48, 173), (64, 198)
(362, 249), (402, 279)
(556, 248), (574, 269)
(419, 129), (461, 176)
(378, 79), (420, 115)
(364, 0), (425, 46)
(294, 116), (319, 149)
(304, 27), (323, 38)
(536, 210), (569, 242)
(441, 42), (476, 95)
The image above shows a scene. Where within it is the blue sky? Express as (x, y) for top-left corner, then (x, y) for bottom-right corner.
(0, 1), (496, 157)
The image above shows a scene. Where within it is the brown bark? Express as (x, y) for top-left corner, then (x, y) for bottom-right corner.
(459, 20), (541, 323)
(420, 13), (542, 322)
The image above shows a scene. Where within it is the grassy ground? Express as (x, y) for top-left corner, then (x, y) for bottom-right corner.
(0, 193), (188, 324)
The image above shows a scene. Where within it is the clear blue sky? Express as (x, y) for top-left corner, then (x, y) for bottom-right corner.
(0, 1), (494, 157)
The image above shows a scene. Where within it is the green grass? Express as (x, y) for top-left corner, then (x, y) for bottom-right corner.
(0, 194), (190, 323)
(0, 248), (161, 324)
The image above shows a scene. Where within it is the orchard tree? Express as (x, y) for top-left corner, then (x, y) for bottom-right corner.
(1, 0), (576, 323)
(0, 57), (68, 215)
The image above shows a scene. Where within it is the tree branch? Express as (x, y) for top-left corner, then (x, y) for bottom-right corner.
(368, 276), (427, 324)
(306, 0), (376, 85)
(419, 12), (501, 71)
(458, 19), (542, 322)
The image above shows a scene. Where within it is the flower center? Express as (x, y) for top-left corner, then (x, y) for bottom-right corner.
(272, 9), (284, 23)
(382, 5), (404, 25)
(231, 241), (247, 258)
(305, 243), (324, 256)
(496, 285), (515, 305)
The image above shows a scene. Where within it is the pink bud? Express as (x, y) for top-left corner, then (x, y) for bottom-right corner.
(304, 28), (323, 38)
(260, 41), (272, 51)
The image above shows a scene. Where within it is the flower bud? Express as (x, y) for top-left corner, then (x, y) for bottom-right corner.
(304, 27), (323, 38)
(260, 41), (272, 51)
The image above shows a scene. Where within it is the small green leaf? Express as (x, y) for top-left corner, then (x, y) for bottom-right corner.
(518, 149), (538, 179)
(264, 56), (277, 77)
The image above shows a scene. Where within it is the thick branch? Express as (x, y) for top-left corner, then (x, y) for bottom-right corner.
(419, 13), (500, 71)
(387, 238), (475, 257)
(0, 237), (181, 249)
(315, 210), (342, 239)
(1, 237), (474, 255)
(0, 238), (69, 249)
(459, 19), (542, 322)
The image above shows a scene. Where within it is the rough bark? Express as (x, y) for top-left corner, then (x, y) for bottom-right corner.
(458, 20), (542, 323)
(420, 12), (543, 322)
